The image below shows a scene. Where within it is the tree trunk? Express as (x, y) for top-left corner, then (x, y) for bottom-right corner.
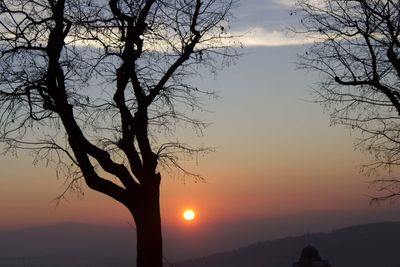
(129, 184), (163, 267)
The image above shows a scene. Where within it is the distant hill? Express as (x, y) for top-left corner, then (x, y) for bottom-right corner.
(0, 222), (135, 267)
(1, 221), (400, 267)
(176, 221), (400, 267)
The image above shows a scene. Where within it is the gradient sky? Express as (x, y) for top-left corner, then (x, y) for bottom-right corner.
(1, 0), (400, 261)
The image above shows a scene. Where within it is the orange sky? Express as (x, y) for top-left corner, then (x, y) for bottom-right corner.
(1, 47), (400, 258)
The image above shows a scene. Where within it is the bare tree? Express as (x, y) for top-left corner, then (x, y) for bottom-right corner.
(0, 0), (238, 266)
(294, 0), (400, 203)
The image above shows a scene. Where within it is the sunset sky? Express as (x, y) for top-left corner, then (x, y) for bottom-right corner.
(1, 0), (400, 261)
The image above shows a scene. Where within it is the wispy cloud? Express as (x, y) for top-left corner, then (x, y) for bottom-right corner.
(234, 27), (310, 47)
(271, 0), (296, 7)
(230, 0), (302, 46)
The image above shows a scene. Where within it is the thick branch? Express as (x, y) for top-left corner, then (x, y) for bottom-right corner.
(45, 0), (139, 194)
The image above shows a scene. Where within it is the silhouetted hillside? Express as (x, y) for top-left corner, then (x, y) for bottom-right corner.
(0, 222), (135, 267)
(176, 221), (400, 267)
(1, 221), (400, 266)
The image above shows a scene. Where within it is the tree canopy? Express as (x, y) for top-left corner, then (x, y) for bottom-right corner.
(295, 0), (400, 202)
(0, 0), (238, 195)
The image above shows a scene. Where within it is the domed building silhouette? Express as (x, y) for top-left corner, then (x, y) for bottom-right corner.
(292, 245), (331, 267)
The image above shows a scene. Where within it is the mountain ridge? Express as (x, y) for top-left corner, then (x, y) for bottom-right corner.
(176, 220), (400, 267)
(0, 220), (399, 266)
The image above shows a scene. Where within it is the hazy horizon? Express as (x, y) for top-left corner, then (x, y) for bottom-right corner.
(2, 217), (400, 263)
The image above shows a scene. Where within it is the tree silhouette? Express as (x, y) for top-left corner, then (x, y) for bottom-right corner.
(295, 0), (400, 203)
(0, 0), (238, 266)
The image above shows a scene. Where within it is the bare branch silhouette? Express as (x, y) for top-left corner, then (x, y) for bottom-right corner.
(0, 0), (240, 266)
(295, 0), (400, 203)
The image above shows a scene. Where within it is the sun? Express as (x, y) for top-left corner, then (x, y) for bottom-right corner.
(182, 209), (195, 221)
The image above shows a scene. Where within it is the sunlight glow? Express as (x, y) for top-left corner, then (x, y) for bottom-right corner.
(183, 209), (195, 221)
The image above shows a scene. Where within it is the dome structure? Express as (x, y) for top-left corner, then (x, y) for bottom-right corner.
(299, 245), (322, 262)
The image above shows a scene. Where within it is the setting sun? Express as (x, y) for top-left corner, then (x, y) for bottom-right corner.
(183, 209), (195, 221)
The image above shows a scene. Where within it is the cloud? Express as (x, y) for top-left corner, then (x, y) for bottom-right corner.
(235, 27), (311, 47)
(229, 0), (302, 46)
(272, 0), (296, 7)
